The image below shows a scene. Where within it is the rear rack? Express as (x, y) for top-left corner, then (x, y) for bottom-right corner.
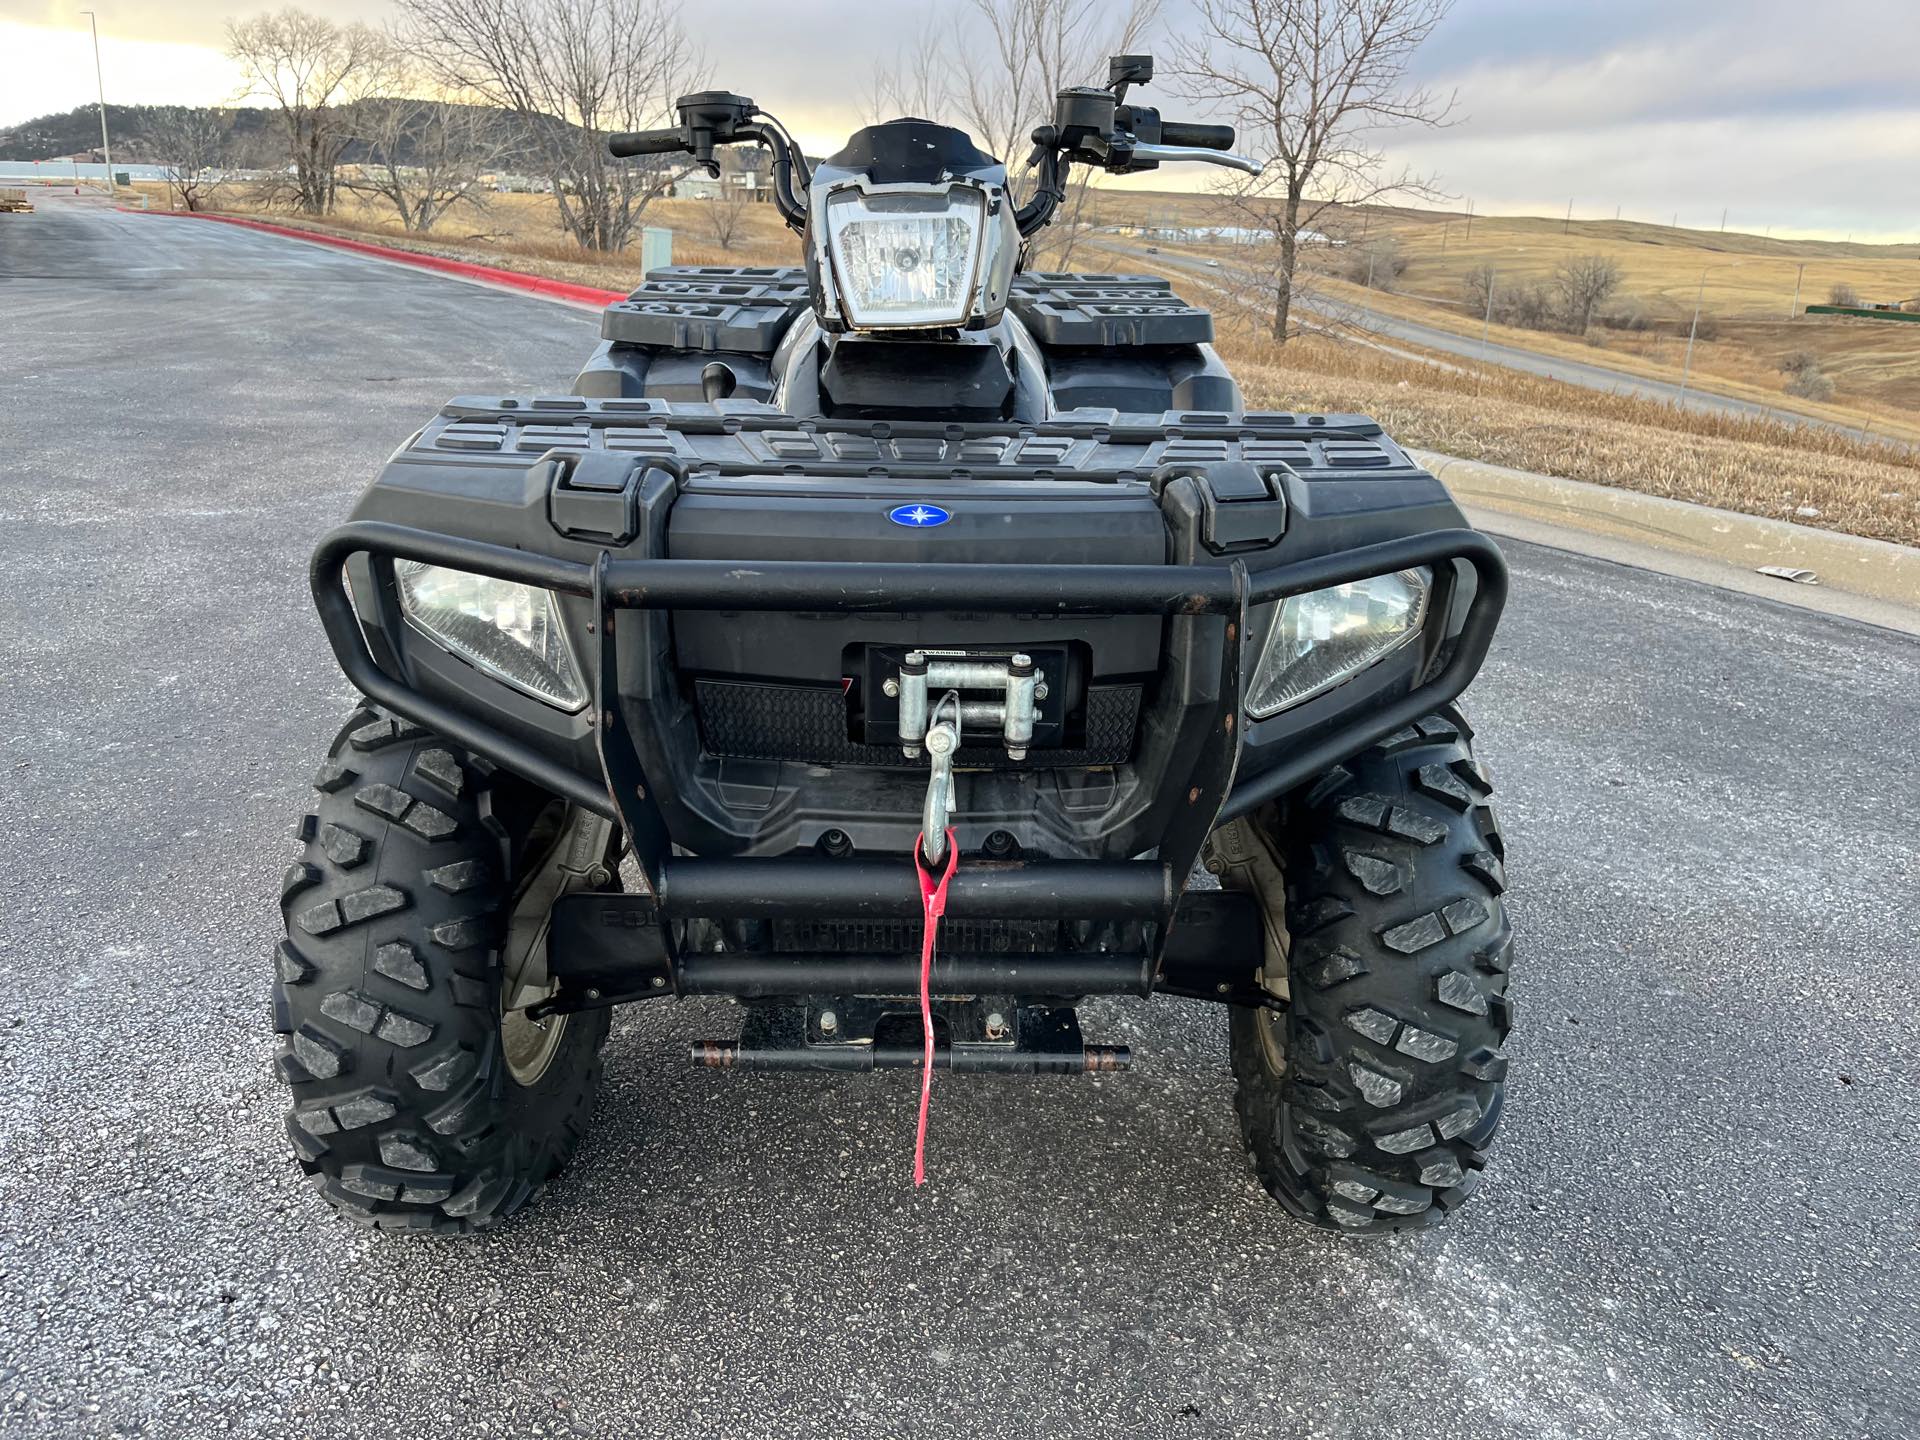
(310, 520), (1505, 1004)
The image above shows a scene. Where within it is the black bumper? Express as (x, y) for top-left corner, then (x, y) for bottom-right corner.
(310, 520), (1505, 993)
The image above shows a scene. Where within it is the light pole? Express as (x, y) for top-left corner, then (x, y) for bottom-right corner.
(81, 10), (113, 197)
(1679, 264), (1729, 402)
(1477, 269), (1496, 396)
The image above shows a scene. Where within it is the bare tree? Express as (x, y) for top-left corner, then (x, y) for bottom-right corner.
(397, 0), (701, 253)
(1827, 282), (1859, 307)
(1169, 0), (1456, 342)
(950, 0), (1161, 267)
(226, 9), (390, 214)
(140, 106), (234, 213)
(347, 93), (507, 232)
(1552, 253), (1624, 333)
(867, 31), (945, 123)
(700, 152), (757, 251)
(1461, 262), (1496, 316)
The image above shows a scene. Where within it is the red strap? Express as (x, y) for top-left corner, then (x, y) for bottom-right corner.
(912, 832), (957, 1186)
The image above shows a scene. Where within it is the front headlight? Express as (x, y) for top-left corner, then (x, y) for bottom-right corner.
(395, 561), (587, 711)
(824, 186), (985, 328)
(1245, 569), (1431, 718)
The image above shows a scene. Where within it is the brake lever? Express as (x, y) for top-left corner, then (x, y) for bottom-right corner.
(1123, 143), (1262, 175)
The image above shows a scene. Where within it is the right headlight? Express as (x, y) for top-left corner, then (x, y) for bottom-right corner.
(395, 561), (587, 712)
(1245, 568), (1431, 718)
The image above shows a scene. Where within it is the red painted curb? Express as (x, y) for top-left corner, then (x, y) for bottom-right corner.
(132, 208), (629, 308)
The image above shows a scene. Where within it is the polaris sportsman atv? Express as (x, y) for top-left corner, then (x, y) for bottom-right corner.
(277, 58), (1513, 1234)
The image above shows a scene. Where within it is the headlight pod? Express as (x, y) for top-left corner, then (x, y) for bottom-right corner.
(1245, 569), (1431, 718)
(824, 185), (986, 329)
(395, 561), (587, 711)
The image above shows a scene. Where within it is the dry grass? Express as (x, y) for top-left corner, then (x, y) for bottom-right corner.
(1211, 323), (1920, 548)
(1098, 193), (1920, 435)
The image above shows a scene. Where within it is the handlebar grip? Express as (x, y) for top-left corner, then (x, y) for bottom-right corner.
(607, 128), (688, 158)
(1159, 121), (1234, 151)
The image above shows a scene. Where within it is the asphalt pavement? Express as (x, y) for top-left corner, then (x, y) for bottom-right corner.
(1091, 238), (1907, 449)
(2, 193), (1917, 1439)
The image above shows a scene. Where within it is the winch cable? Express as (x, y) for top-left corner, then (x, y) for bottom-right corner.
(911, 830), (958, 1186)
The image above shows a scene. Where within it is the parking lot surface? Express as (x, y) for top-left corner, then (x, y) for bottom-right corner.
(1, 196), (1916, 1438)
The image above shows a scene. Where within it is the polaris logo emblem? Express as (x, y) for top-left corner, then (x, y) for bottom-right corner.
(888, 503), (951, 528)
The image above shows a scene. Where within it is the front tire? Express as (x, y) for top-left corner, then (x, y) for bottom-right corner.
(273, 707), (613, 1233)
(1212, 708), (1513, 1232)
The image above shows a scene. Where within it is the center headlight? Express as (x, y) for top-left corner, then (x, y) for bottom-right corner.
(1245, 569), (1431, 718)
(824, 186), (985, 329)
(395, 561), (587, 711)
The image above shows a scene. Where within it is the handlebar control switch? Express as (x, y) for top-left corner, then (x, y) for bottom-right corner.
(672, 90), (758, 165)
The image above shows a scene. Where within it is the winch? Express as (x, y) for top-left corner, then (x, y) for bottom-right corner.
(893, 649), (1043, 865)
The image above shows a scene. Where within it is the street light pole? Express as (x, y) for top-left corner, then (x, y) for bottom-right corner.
(81, 10), (113, 197)
(1679, 265), (1717, 402)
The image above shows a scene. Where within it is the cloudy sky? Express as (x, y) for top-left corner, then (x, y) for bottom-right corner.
(4, 0), (1916, 239)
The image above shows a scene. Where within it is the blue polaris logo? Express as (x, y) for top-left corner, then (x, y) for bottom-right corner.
(888, 503), (951, 528)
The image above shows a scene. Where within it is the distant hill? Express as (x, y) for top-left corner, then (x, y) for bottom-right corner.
(0, 101), (558, 168)
(0, 104), (275, 162)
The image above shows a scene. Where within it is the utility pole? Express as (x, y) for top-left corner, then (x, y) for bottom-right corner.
(1440, 220), (1448, 254)
(1790, 262), (1804, 320)
(1365, 247), (1377, 290)
(1564, 198), (1572, 234)
(81, 10), (113, 197)
(1720, 206), (1727, 232)
(1464, 198), (1473, 240)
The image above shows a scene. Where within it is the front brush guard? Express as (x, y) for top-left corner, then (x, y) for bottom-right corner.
(309, 522), (1506, 1004)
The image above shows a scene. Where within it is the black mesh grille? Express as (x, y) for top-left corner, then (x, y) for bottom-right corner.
(694, 680), (1141, 768)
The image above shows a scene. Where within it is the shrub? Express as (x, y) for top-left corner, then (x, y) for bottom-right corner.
(1784, 368), (1835, 402)
(1597, 301), (1651, 331)
(1345, 239), (1405, 290)
(1501, 282), (1557, 331)
(1778, 349), (1820, 375)
(1828, 282), (1860, 307)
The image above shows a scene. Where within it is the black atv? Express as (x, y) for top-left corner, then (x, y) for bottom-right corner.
(276, 59), (1512, 1234)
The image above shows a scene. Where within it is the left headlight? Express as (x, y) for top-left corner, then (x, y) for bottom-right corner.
(395, 561), (587, 711)
(824, 185), (986, 329)
(1245, 568), (1431, 718)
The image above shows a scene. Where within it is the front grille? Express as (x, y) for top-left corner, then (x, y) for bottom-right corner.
(695, 680), (1141, 768)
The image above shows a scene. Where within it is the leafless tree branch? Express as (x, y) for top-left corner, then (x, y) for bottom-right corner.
(396, 0), (703, 252)
(1166, 0), (1456, 341)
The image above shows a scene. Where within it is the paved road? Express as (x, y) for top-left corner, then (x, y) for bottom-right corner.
(1092, 238), (1908, 450)
(3, 194), (1918, 1439)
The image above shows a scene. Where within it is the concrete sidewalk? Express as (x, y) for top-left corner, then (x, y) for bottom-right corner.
(1413, 449), (1920, 637)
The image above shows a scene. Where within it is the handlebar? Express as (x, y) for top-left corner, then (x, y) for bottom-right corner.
(1159, 120), (1234, 151)
(606, 96), (809, 232)
(607, 128), (689, 158)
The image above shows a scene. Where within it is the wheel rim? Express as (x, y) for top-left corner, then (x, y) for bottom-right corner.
(501, 983), (568, 1087)
(1254, 1006), (1287, 1076)
(497, 803), (614, 1088)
